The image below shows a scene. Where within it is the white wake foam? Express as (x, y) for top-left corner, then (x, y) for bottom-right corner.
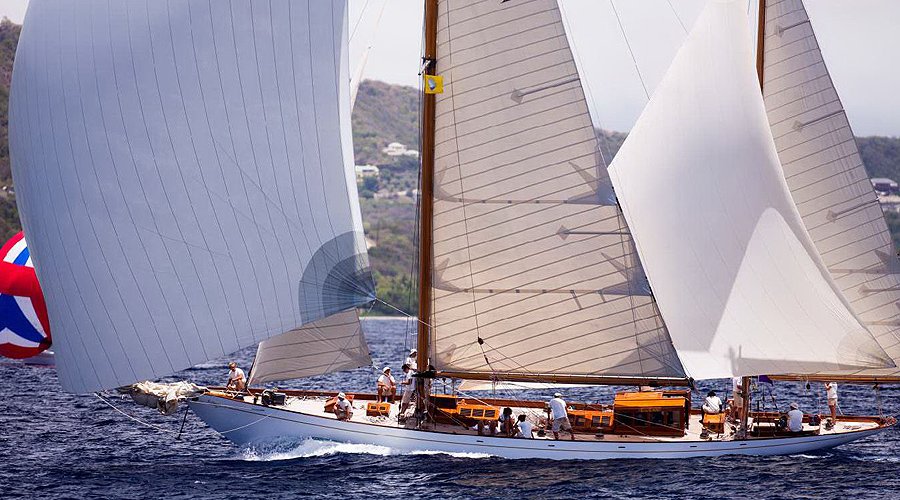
(238, 439), (493, 461)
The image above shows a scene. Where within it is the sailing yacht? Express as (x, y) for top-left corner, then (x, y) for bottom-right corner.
(7, 0), (897, 459)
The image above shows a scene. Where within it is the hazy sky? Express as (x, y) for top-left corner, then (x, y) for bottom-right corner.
(4, 0), (899, 136)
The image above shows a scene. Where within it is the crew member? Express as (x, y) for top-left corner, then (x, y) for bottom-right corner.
(399, 363), (415, 414)
(226, 361), (246, 391)
(787, 402), (804, 432)
(404, 348), (418, 371)
(548, 393), (575, 441)
(825, 382), (839, 425)
(499, 407), (515, 437)
(377, 366), (397, 403)
(702, 390), (723, 416)
(334, 392), (353, 421)
(515, 414), (534, 439)
(731, 377), (744, 423)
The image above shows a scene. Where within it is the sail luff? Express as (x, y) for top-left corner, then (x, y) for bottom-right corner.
(762, 0), (900, 379)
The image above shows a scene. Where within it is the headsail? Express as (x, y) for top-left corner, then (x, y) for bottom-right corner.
(9, 0), (374, 392)
(762, 0), (900, 379)
(428, 0), (685, 379)
(248, 309), (371, 386)
(608, 0), (892, 380)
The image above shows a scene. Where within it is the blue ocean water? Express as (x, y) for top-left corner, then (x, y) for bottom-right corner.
(1, 318), (899, 499)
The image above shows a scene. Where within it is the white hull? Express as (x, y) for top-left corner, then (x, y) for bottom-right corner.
(189, 394), (890, 460)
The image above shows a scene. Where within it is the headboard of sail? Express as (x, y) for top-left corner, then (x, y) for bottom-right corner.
(8, 0), (374, 393)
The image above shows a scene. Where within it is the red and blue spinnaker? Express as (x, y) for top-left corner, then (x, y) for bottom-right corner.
(0, 232), (51, 359)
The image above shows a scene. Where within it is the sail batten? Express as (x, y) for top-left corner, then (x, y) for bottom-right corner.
(428, 0), (685, 380)
(608, 0), (892, 380)
(10, 0), (374, 393)
(763, 0), (900, 379)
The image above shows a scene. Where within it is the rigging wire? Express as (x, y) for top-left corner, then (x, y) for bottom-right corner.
(94, 393), (180, 435)
(608, 0), (650, 101)
(665, 0), (688, 34)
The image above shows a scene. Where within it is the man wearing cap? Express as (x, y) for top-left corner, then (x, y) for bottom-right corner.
(334, 392), (353, 421)
(226, 361), (246, 391)
(404, 349), (418, 371)
(787, 402), (804, 432)
(377, 366), (397, 403)
(399, 363), (416, 414)
(548, 393), (575, 441)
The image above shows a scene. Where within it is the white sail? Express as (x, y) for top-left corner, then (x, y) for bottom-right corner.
(762, 0), (900, 378)
(248, 309), (370, 386)
(8, 0), (374, 393)
(429, 0), (685, 379)
(608, 0), (892, 380)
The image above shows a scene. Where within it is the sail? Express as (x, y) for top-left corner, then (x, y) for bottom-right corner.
(0, 232), (52, 359)
(248, 309), (370, 386)
(608, 0), (892, 380)
(428, 0), (685, 379)
(762, 0), (900, 379)
(8, 0), (375, 392)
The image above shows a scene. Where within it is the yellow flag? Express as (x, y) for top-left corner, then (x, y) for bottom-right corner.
(424, 74), (443, 94)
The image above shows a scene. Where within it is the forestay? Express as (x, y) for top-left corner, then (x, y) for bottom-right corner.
(763, 0), (900, 379)
(429, 0), (685, 379)
(9, 0), (374, 392)
(608, 0), (892, 380)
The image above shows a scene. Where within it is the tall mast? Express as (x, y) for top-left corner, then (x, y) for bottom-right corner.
(756, 0), (767, 88)
(416, 0), (439, 408)
(740, 0), (767, 440)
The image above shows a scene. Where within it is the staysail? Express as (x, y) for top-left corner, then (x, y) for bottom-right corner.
(248, 309), (371, 386)
(428, 0), (685, 380)
(608, 0), (892, 380)
(9, 0), (374, 392)
(762, 0), (900, 379)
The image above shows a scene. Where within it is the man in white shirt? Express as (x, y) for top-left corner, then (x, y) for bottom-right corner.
(548, 393), (574, 441)
(515, 414), (534, 438)
(334, 392), (353, 421)
(226, 362), (246, 391)
(731, 377), (744, 423)
(787, 402), (804, 432)
(377, 366), (397, 403)
(825, 382), (838, 424)
(399, 363), (415, 414)
(702, 390), (723, 416)
(404, 349), (418, 371)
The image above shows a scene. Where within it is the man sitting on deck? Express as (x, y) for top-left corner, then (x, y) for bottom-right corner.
(334, 392), (353, 421)
(377, 366), (397, 403)
(549, 393), (575, 441)
(515, 414), (534, 439)
(702, 390), (723, 417)
(787, 402), (804, 432)
(226, 362), (246, 392)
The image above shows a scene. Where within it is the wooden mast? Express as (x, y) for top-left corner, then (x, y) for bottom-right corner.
(740, 0), (768, 439)
(416, 0), (439, 410)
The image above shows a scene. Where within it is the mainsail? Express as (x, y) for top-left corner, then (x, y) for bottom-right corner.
(762, 0), (900, 379)
(9, 0), (374, 392)
(608, 0), (892, 380)
(428, 0), (685, 379)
